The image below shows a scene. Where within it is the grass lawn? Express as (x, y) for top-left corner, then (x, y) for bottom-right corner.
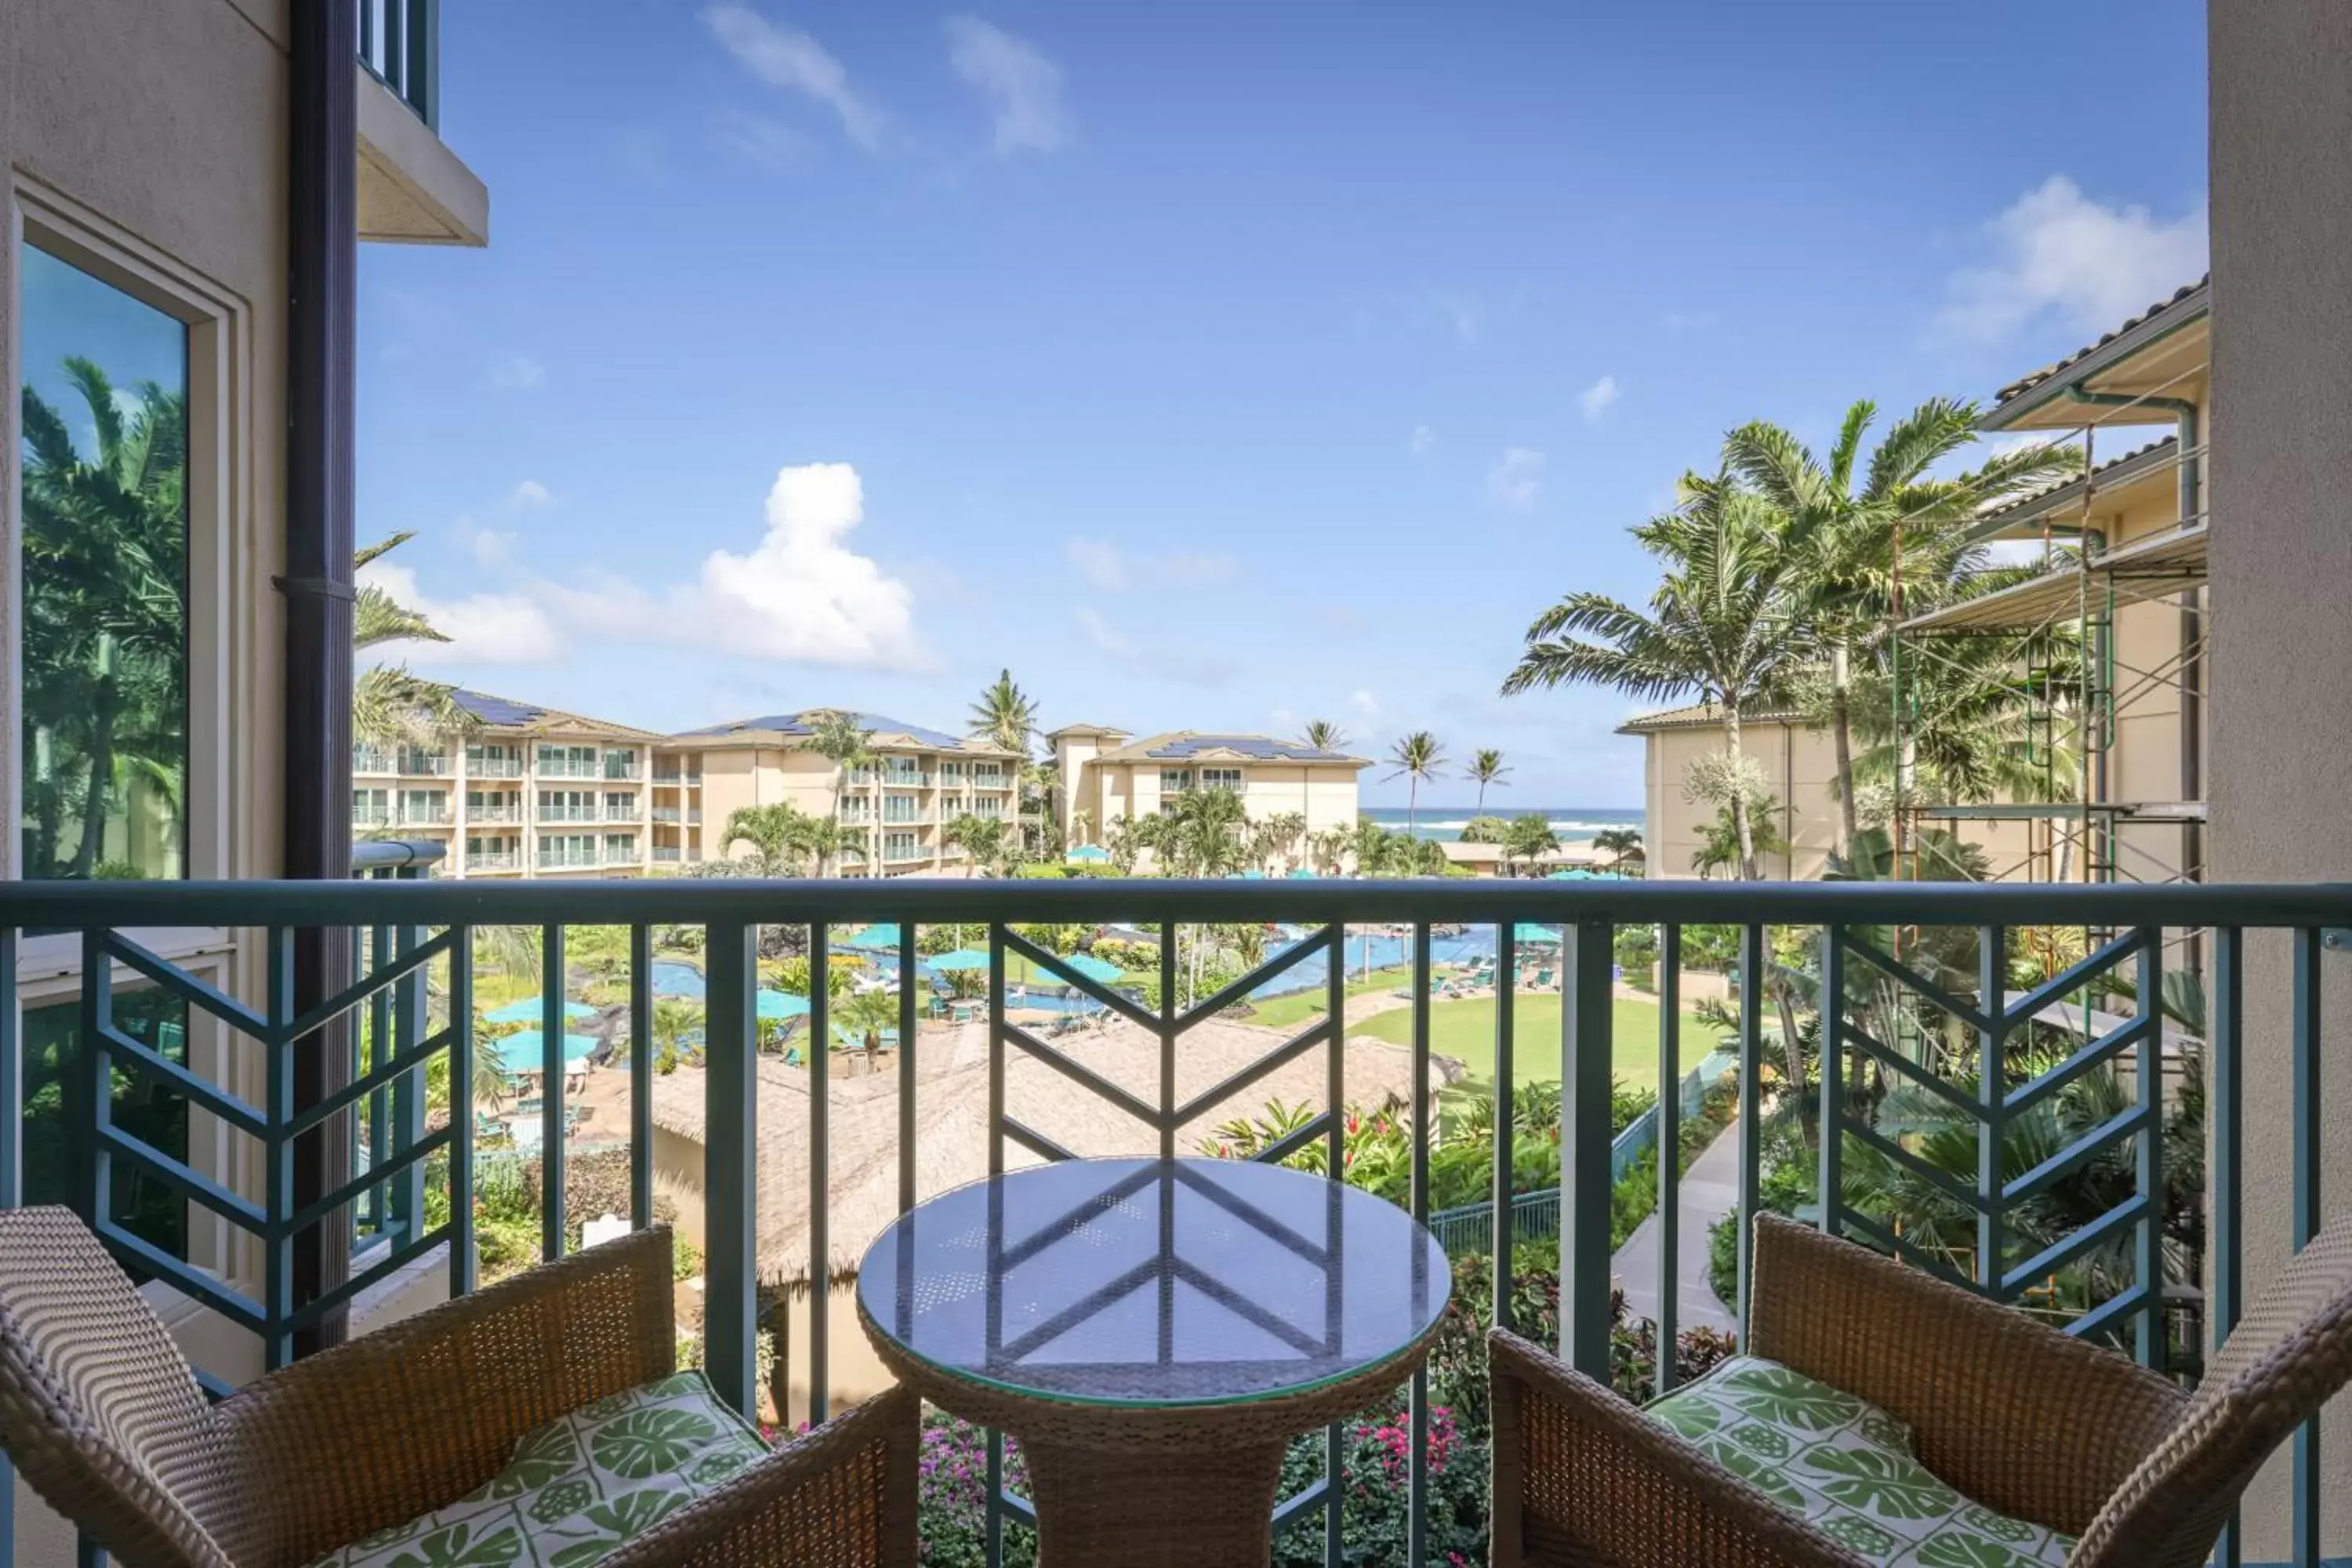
(1353, 994), (1720, 1094)
(1246, 965), (1419, 1032)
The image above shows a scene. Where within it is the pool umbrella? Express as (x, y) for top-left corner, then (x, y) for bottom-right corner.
(488, 1030), (601, 1076)
(1058, 953), (1123, 985)
(1512, 923), (1566, 945)
(756, 989), (811, 1021)
(1547, 868), (1602, 880)
(1287, 867), (1316, 879)
(929, 949), (991, 971)
(1065, 844), (1111, 864)
(840, 926), (899, 951)
(485, 996), (595, 1025)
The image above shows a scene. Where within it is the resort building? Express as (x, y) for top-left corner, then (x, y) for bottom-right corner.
(661, 711), (1025, 876)
(354, 691), (662, 880)
(1624, 280), (2210, 887)
(1046, 725), (1368, 863)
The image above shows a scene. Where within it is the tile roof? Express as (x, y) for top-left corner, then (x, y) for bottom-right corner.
(1969, 435), (2178, 535)
(1044, 723), (1132, 739)
(674, 710), (1016, 756)
(1994, 276), (2210, 406)
(448, 688), (663, 741)
(1615, 702), (1806, 735)
(1092, 730), (1368, 766)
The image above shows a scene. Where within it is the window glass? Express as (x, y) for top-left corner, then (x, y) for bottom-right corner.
(19, 244), (190, 881)
(23, 991), (191, 1260)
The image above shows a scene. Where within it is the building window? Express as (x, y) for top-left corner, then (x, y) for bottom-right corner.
(939, 761), (964, 782)
(538, 744), (596, 778)
(399, 789), (447, 824)
(1159, 768), (1193, 793)
(603, 790), (637, 820)
(354, 787), (390, 826)
(603, 832), (637, 862)
(603, 748), (640, 780)
(23, 994), (191, 1261)
(1201, 768), (1243, 791)
(539, 789), (595, 822)
(539, 832), (597, 868)
(884, 831), (918, 862)
(18, 243), (191, 881)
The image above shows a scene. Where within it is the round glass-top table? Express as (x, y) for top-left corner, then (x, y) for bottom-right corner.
(857, 1157), (1450, 1566)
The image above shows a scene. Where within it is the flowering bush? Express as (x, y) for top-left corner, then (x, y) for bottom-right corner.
(916, 1411), (1036, 1568)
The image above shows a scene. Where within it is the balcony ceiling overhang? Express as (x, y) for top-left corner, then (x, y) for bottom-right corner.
(358, 67), (488, 246)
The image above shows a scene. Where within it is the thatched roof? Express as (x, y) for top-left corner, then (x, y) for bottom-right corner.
(650, 1017), (1445, 1283)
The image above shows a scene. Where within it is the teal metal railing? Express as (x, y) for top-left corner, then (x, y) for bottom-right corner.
(0, 878), (2340, 1568)
(356, 0), (437, 129)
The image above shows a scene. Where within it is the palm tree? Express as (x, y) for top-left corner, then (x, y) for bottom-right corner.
(835, 988), (898, 1070)
(1468, 749), (1511, 814)
(1300, 720), (1348, 753)
(968, 669), (1037, 757)
(1726, 401), (2077, 853)
(1504, 470), (1809, 880)
(802, 710), (875, 872)
(1692, 798), (1790, 880)
(1156, 787), (1250, 878)
(1501, 812), (1558, 876)
(720, 803), (811, 876)
(1591, 826), (1644, 877)
(20, 361), (189, 877)
(1385, 731), (1446, 842)
(1103, 813), (1145, 875)
(1348, 818), (1399, 877)
(941, 812), (1011, 878)
(1253, 811), (1308, 873)
(352, 533), (477, 747)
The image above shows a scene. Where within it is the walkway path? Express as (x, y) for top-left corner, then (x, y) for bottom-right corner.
(1612, 1118), (1741, 1335)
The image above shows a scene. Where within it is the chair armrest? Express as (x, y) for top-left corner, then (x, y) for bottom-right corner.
(1746, 1213), (2185, 1535)
(1487, 1330), (1867, 1568)
(212, 1225), (676, 1566)
(602, 1385), (920, 1566)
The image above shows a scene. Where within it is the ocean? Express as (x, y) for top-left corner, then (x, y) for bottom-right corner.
(1356, 805), (1642, 844)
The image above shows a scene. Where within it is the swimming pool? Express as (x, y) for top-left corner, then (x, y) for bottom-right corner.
(1250, 928), (1514, 998)
(652, 959), (705, 999)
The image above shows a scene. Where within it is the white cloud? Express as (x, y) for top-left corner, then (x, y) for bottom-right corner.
(1073, 607), (1233, 686)
(1064, 536), (1237, 593)
(1486, 447), (1546, 510)
(702, 4), (884, 151)
(467, 528), (516, 568)
(945, 16), (1072, 155)
(1408, 424), (1437, 455)
(488, 356), (544, 390)
(1066, 536), (1127, 591)
(1352, 689), (1381, 719)
(1577, 375), (1620, 422)
(711, 107), (810, 169)
(508, 480), (554, 510)
(555, 461), (921, 668)
(1940, 176), (2208, 343)
(357, 560), (564, 666)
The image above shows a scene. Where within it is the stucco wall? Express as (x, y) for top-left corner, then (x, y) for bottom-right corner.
(2208, 1), (2352, 1556)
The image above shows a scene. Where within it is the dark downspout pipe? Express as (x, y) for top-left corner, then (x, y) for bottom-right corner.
(283, 0), (359, 1356)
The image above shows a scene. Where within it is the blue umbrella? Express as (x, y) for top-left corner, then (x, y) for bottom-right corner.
(1512, 923), (1566, 944)
(485, 996), (595, 1025)
(1547, 867), (1602, 881)
(929, 949), (991, 971)
(757, 989), (811, 1020)
(1065, 844), (1110, 863)
(1059, 953), (1123, 985)
(840, 925), (899, 952)
(1287, 867), (1316, 879)
(488, 1029), (601, 1075)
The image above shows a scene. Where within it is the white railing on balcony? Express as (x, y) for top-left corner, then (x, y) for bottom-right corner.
(652, 807), (682, 823)
(352, 746), (396, 775)
(397, 752), (452, 777)
(467, 756), (526, 779)
(463, 851), (518, 872)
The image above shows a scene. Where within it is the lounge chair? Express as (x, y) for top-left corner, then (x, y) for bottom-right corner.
(0, 1210), (918, 1566)
(1489, 1211), (2352, 1567)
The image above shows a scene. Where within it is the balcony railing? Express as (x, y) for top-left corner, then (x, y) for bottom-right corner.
(0, 878), (2339, 1568)
(467, 756), (525, 779)
(652, 807), (682, 824)
(466, 801), (522, 824)
(396, 803), (452, 826)
(537, 759), (601, 779)
(357, 0), (437, 128)
(352, 746), (396, 775)
(604, 762), (643, 782)
(653, 769), (703, 786)
(397, 753), (452, 777)
(652, 847), (683, 863)
(463, 851), (519, 872)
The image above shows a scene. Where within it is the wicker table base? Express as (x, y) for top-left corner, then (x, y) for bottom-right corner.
(863, 1323), (1443, 1567)
(1022, 1434), (1287, 1566)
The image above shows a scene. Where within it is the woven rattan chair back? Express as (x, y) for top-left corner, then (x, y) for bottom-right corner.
(2069, 1215), (2352, 1568)
(0, 1206), (237, 1568)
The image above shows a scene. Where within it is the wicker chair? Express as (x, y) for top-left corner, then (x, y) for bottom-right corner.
(1491, 1210), (2352, 1568)
(0, 1207), (917, 1568)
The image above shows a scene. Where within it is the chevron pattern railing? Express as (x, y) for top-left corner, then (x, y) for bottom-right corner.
(0, 878), (2343, 1568)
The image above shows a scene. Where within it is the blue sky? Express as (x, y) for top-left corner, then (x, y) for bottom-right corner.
(358, 0), (2209, 808)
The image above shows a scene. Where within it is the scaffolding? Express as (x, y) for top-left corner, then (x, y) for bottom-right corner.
(1888, 286), (2210, 898)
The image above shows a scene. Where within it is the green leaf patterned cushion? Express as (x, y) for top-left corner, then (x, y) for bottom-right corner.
(1643, 1356), (2076, 1568)
(308, 1370), (768, 1568)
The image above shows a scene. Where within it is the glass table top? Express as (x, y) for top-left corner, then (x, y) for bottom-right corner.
(857, 1157), (1450, 1408)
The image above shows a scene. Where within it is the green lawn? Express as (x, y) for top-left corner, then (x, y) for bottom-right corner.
(1353, 994), (1718, 1094)
(1246, 964), (1419, 1032)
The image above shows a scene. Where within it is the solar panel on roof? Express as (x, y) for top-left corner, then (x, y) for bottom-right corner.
(1143, 734), (1347, 762)
(451, 690), (548, 726)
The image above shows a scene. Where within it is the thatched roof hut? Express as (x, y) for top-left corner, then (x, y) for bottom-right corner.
(650, 1017), (1446, 1284)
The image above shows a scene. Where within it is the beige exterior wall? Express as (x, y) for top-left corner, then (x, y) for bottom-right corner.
(668, 737), (1019, 877)
(356, 729), (659, 879)
(3, 5), (488, 1551)
(2209, 2), (2352, 1555)
(1051, 732), (1364, 869)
